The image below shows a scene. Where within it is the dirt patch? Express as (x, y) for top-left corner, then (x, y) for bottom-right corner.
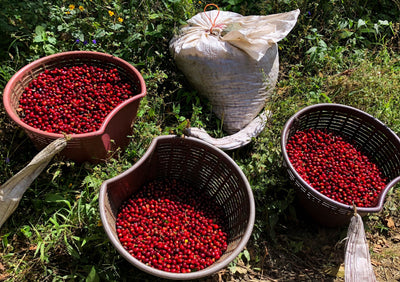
(202, 189), (400, 282)
(367, 189), (400, 282)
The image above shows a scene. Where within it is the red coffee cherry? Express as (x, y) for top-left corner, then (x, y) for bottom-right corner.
(116, 179), (229, 273)
(18, 64), (137, 134)
(286, 128), (387, 207)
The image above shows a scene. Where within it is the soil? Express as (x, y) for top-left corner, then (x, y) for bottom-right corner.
(204, 190), (400, 282)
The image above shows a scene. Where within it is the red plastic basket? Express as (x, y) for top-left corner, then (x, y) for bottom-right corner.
(99, 135), (255, 280)
(3, 51), (146, 162)
(281, 103), (400, 227)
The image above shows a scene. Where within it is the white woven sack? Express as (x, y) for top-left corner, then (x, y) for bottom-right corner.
(170, 8), (300, 140)
(0, 138), (67, 229)
(344, 212), (377, 282)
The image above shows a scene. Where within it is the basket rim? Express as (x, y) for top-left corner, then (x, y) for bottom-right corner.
(2, 51), (147, 139)
(99, 135), (255, 280)
(281, 103), (400, 214)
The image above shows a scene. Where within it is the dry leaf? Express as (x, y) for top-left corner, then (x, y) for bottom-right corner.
(324, 265), (340, 277)
(385, 217), (395, 229)
(392, 235), (400, 243)
(373, 244), (383, 253)
(371, 259), (381, 267)
(235, 265), (248, 274)
(337, 264), (345, 278)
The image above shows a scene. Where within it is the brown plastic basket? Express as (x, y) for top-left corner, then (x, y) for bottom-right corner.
(3, 51), (146, 163)
(99, 135), (255, 280)
(281, 103), (400, 227)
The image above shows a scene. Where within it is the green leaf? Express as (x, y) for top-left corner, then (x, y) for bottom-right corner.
(20, 225), (32, 238)
(47, 36), (57, 45)
(228, 0), (244, 4)
(34, 25), (46, 36)
(33, 35), (44, 43)
(110, 23), (124, 31)
(82, 175), (103, 188)
(1, 233), (10, 248)
(45, 194), (72, 210)
(51, 169), (62, 181)
(148, 13), (162, 20)
(357, 19), (366, 28)
(243, 249), (250, 262)
(378, 20), (389, 26)
(86, 266), (100, 282)
(94, 29), (107, 38)
(320, 92), (332, 103)
(318, 40), (327, 49)
(306, 46), (317, 55)
(228, 264), (237, 274)
(64, 234), (81, 259)
(57, 24), (66, 32)
(339, 30), (354, 39)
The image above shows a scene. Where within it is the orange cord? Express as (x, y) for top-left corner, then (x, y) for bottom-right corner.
(203, 4), (220, 34)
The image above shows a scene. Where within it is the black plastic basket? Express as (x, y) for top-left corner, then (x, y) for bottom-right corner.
(281, 103), (400, 227)
(99, 135), (255, 280)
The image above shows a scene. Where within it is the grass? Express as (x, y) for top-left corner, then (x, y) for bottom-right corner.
(1, 0), (400, 281)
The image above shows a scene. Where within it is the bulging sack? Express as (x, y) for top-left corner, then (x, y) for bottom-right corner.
(170, 8), (300, 137)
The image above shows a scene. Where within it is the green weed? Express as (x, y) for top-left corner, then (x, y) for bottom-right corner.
(0, 0), (399, 280)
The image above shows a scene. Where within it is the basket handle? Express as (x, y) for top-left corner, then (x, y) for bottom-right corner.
(375, 175), (400, 210)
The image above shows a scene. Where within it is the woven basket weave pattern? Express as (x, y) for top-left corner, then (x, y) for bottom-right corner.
(282, 104), (400, 226)
(99, 136), (255, 280)
(3, 51), (146, 162)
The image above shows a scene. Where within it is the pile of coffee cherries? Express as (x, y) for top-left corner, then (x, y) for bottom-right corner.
(286, 128), (387, 207)
(116, 179), (229, 273)
(17, 64), (138, 134)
